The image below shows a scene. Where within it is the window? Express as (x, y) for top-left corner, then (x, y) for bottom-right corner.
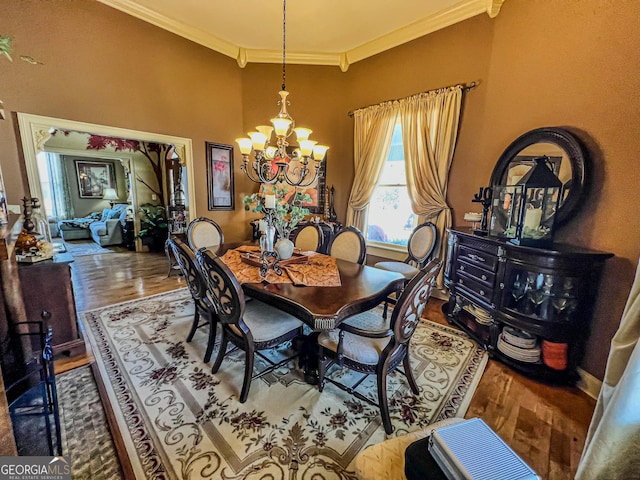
(367, 123), (416, 247)
(36, 152), (55, 217)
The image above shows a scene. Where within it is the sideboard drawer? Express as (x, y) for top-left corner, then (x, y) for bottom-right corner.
(457, 259), (496, 286)
(458, 246), (499, 272)
(457, 272), (494, 304)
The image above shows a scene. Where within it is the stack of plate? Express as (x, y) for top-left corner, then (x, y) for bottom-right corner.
(463, 304), (493, 325)
(497, 326), (541, 363)
(502, 326), (537, 348)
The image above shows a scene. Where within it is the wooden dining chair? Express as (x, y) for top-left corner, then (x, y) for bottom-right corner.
(186, 217), (225, 250)
(328, 226), (366, 265)
(374, 222), (438, 318)
(195, 248), (305, 403)
(317, 259), (442, 434)
(374, 221), (438, 279)
(166, 237), (218, 363)
(290, 223), (324, 252)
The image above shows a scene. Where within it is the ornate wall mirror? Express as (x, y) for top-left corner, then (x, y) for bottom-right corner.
(489, 127), (588, 227)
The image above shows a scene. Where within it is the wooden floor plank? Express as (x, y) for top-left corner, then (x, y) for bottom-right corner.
(55, 250), (595, 479)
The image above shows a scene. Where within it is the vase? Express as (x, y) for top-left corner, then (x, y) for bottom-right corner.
(275, 238), (295, 260)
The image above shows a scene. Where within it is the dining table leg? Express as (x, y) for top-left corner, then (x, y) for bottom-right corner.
(294, 332), (321, 385)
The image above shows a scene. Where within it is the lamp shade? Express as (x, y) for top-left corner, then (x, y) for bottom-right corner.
(103, 187), (118, 201)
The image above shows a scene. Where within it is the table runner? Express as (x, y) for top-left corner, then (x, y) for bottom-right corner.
(221, 246), (342, 286)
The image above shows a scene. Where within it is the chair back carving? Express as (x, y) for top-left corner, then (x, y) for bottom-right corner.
(196, 248), (245, 325)
(390, 259), (442, 345)
(166, 238), (209, 304)
(328, 226), (366, 264)
(406, 222), (438, 269)
(187, 217), (225, 250)
(291, 224), (323, 252)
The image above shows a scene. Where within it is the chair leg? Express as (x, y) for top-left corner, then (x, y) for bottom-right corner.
(382, 299), (389, 320)
(211, 329), (228, 374)
(203, 317), (217, 363)
(186, 309), (200, 343)
(403, 352), (419, 395)
(377, 370), (393, 435)
(239, 348), (254, 403)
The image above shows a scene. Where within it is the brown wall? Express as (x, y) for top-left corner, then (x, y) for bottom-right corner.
(2, 0), (639, 378)
(341, 1), (640, 379)
(0, 0), (246, 240)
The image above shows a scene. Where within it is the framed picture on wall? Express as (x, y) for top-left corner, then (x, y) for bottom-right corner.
(272, 148), (327, 215)
(75, 161), (115, 198)
(206, 142), (234, 210)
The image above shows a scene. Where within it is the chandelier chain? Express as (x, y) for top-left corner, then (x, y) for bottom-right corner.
(281, 0), (286, 91)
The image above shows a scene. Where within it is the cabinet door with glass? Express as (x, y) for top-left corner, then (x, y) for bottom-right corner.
(499, 264), (584, 340)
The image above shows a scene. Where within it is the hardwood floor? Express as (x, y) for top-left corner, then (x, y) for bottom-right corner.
(60, 250), (595, 479)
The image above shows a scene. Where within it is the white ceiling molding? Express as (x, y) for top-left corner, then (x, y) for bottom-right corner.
(486, 0), (507, 18)
(98, 0), (506, 72)
(97, 0), (238, 58)
(345, 0), (503, 69)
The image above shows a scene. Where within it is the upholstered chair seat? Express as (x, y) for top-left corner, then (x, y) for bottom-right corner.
(318, 327), (390, 365)
(374, 261), (419, 279)
(374, 222), (438, 277)
(230, 300), (303, 342)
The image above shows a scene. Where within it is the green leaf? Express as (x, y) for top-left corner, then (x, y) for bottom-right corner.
(0, 35), (14, 62)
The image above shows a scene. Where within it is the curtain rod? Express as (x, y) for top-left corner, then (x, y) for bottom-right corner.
(347, 80), (479, 118)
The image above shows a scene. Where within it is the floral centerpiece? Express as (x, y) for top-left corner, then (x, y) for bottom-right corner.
(243, 185), (311, 259)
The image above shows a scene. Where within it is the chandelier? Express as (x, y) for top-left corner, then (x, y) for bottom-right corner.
(235, 0), (328, 187)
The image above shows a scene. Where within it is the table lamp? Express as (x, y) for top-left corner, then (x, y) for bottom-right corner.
(103, 188), (119, 208)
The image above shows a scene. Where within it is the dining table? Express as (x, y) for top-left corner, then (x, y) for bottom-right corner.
(215, 242), (405, 383)
(217, 242), (406, 332)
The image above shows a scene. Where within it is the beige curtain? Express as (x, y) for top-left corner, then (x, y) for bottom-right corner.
(399, 86), (463, 286)
(346, 102), (397, 230)
(575, 258), (640, 479)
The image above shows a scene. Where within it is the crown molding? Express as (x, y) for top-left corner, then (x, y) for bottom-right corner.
(97, 0), (237, 58)
(98, 0), (505, 72)
(346, 0), (503, 67)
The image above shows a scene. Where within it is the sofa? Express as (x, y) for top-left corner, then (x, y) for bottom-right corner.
(58, 203), (129, 246)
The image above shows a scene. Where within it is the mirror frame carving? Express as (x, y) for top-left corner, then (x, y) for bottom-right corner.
(489, 126), (588, 227)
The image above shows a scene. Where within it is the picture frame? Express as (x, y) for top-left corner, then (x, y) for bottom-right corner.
(273, 149), (327, 215)
(75, 161), (115, 198)
(206, 142), (234, 210)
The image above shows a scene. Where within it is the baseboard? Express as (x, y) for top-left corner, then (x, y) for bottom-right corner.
(577, 367), (602, 400)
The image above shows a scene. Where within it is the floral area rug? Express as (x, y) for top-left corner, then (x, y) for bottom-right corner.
(81, 288), (488, 480)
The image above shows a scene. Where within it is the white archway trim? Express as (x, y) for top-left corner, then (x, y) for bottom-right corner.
(16, 112), (197, 221)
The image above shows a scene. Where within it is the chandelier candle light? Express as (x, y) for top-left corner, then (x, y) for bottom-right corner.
(236, 0), (328, 188)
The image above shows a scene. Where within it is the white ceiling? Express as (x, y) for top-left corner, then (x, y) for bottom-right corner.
(98, 0), (506, 71)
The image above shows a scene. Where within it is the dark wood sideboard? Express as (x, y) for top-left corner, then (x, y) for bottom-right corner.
(18, 252), (85, 357)
(1, 215), (87, 454)
(444, 228), (613, 383)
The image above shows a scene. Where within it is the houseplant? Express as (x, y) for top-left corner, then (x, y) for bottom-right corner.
(137, 203), (168, 252)
(243, 185), (311, 259)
